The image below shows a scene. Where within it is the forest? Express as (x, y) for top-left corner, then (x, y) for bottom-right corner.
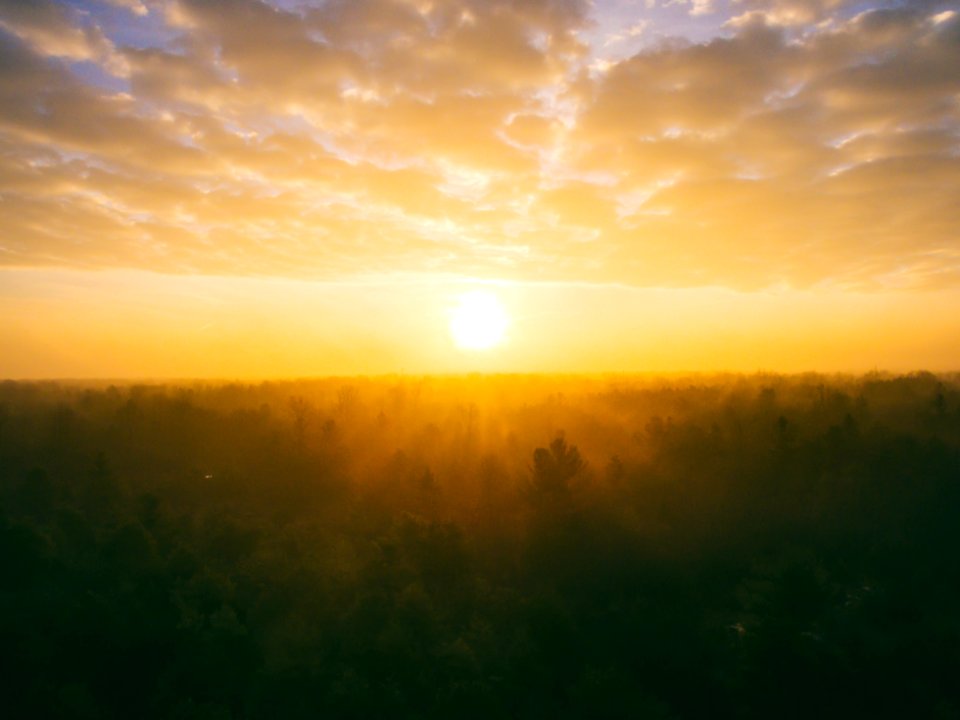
(2, 372), (960, 719)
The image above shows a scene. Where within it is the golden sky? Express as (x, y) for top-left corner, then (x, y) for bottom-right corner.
(1, 0), (959, 376)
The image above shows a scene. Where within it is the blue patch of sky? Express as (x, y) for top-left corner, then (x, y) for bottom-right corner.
(268, 0), (313, 14)
(69, 59), (130, 94)
(65, 0), (177, 51)
(586, 0), (919, 61)
(585, 0), (736, 62)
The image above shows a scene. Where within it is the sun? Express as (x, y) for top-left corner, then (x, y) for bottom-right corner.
(449, 290), (509, 351)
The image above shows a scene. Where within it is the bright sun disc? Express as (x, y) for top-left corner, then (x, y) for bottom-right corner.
(449, 290), (508, 351)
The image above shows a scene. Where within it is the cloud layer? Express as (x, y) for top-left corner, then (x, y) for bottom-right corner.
(0, 0), (958, 290)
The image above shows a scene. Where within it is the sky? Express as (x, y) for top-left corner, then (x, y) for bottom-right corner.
(0, 0), (959, 377)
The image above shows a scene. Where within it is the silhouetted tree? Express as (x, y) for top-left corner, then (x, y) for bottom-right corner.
(529, 435), (584, 504)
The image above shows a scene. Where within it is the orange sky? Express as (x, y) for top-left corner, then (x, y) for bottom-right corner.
(1, 0), (959, 376)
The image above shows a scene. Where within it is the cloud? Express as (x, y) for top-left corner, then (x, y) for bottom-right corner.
(729, 0), (860, 27)
(0, 0), (958, 290)
(0, 0), (128, 74)
(565, 5), (960, 288)
(692, 0), (715, 15)
(102, 0), (149, 16)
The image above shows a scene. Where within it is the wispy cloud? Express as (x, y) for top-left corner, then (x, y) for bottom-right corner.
(0, 0), (957, 290)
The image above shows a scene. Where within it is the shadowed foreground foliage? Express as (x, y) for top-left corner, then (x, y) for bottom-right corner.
(2, 373), (960, 718)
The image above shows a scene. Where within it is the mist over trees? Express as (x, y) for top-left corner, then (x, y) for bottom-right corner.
(2, 372), (960, 718)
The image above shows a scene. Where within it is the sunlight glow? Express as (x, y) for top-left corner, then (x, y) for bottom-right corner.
(449, 290), (509, 351)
